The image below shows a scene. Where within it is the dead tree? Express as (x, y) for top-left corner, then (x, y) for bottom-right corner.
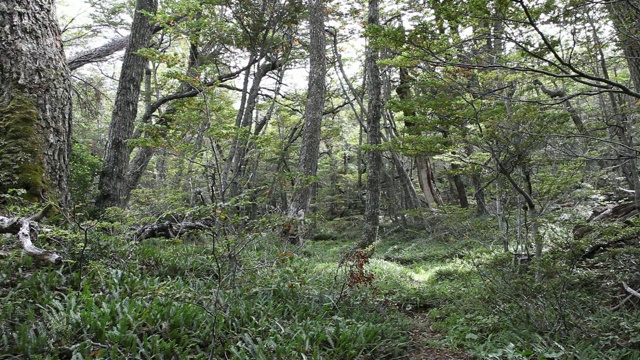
(0, 204), (62, 264)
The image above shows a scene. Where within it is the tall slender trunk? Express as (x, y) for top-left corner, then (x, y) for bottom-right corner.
(288, 0), (326, 222)
(588, 10), (640, 205)
(607, 0), (640, 91)
(223, 59), (280, 199)
(606, 0), (640, 209)
(357, 0), (383, 251)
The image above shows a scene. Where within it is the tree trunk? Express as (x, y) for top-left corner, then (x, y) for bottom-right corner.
(606, 0), (640, 209)
(471, 171), (489, 215)
(396, 68), (443, 207)
(451, 163), (469, 208)
(287, 0), (326, 224)
(416, 156), (444, 207)
(357, 0), (383, 251)
(0, 0), (72, 207)
(222, 59), (281, 199)
(587, 9), (640, 207)
(607, 0), (640, 91)
(96, 0), (158, 212)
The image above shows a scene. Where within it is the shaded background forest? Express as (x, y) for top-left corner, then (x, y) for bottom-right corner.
(1, 0), (640, 358)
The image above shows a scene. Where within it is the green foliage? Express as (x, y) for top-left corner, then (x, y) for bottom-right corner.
(0, 212), (410, 359)
(69, 142), (102, 207)
(386, 216), (640, 359)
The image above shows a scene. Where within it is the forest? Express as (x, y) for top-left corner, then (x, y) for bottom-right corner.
(1, 0), (640, 358)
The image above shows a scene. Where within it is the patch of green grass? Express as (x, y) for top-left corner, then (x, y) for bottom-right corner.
(4, 210), (640, 359)
(0, 227), (411, 359)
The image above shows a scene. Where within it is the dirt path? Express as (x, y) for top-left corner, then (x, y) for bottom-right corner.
(405, 313), (474, 360)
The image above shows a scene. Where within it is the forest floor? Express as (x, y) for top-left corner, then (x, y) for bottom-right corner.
(3, 213), (639, 358)
(406, 312), (474, 360)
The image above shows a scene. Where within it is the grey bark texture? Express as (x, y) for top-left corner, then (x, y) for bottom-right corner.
(96, 0), (158, 211)
(223, 59), (281, 199)
(287, 0), (326, 222)
(357, 0), (383, 251)
(0, 0), (73, 206)
(67, 36), (130, 71)
(607, 0), (640, 92)
(606, 0), (640, 209)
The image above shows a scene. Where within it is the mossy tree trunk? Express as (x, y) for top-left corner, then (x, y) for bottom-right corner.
(0, 0), (72, 206)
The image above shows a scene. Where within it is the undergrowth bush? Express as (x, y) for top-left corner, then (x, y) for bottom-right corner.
(415, 220), (640, 359)
(0, 209), (411, 359)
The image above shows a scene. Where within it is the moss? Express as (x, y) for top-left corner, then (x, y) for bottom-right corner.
(0, 90), (46, 201)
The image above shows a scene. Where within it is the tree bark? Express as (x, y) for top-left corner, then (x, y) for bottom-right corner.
(67, 36), (130, 71)
(451, 163), (469, 208)
(288, 0), (326, 224)
(471, 171), (489, 215)
(607, 0), (640, 91)
(0, 0), (72, 206)
(357, 0), (383, 250)
(96, 0), (158, 212)
(605, 0), (640, 210)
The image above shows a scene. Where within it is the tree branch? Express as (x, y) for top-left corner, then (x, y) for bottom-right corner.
(0, 206), (61, 264)
(623, 282), (640, 299)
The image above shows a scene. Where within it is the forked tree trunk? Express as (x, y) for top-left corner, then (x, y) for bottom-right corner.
(96, 0), (158, 212)
(222, 59), (281, 199)
(0, 0), (72, 206)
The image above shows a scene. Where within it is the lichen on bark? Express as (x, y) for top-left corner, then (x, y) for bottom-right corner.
(0, 90), (47, 201)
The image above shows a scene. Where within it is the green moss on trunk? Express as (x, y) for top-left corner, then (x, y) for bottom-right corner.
(0, 90), (46, 201)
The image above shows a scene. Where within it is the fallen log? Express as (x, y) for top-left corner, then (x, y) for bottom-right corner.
(575, 202), (640, 260)
(574, 202), (637, 240)
(0, 204), (62, 264)
(134, 221), (208, 241)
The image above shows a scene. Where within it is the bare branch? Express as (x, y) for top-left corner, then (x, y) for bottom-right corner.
(0, 206), (61, 264)
(68, 36), (129, 70)
(623, 282), (640, 299)
(17, 219), (62, 264)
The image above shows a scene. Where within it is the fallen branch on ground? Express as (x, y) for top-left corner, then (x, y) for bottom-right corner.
(623, 282), (640, 299)
(0, 204), (62, 264)
(134, 221), (209, 241)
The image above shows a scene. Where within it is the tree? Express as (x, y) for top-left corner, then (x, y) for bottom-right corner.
(95, 0), (158, 211)
(287, 0), (327, 226)
(607, 0), (640, 92)
(0, 0), (72, 206)
(357, 0), (383, 250)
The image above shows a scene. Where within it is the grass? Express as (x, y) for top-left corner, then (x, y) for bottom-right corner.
(0, 225), (411, 359)
(2, 212), (640, 359)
